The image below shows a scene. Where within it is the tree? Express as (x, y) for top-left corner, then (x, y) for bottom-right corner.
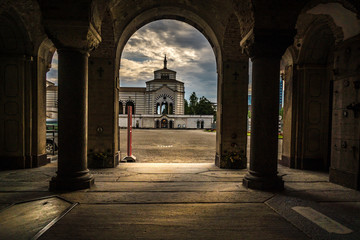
(184, 99), (191, 114)
(196, 96), (215, 115)
(189, 92), (198, 115)
(184, 92), (216, 119)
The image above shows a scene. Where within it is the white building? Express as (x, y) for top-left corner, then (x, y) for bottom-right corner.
(46, 80), (58, 119)
(119, 56), (214, 129)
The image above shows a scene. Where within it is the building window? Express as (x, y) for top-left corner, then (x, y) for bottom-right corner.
(161, 74), (169, 79)
(161, 102), (168, 114)
(156, 103), (161, 114)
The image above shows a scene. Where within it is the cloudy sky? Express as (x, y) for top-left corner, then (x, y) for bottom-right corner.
(120, 20), (217, 102)
(47, 51), (58, 84)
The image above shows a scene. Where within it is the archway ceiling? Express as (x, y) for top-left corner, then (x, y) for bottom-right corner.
(108, 0), (234, 45)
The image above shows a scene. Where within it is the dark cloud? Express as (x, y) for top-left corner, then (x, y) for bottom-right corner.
(198, 61), (216, 73)
(122, 52), (149, 62)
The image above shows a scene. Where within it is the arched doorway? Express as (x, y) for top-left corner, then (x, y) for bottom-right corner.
(119, 102), (123, 114)
(282, 10), (337, 171)
(125, 101), (135, 114)
(161, 119), (168, 128)
(0, 11), (40, 169)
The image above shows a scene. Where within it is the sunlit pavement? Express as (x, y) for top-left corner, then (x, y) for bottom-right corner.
(119, 129), (282, 163)
(120, 129), (217, 163)
(1, 131), (360, 239)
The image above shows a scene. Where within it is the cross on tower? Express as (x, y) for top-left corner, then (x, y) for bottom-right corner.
(97, 67), (104, 78)
(233, 72), (239, 81)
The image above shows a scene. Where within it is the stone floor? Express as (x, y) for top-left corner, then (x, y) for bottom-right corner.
(1, 130), (359, 239)
(1, 162), (360, 239)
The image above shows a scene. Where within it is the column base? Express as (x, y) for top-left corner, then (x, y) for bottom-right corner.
(243, 172), (284, 190)
(121, 155), (136, 163)
(215, 154), (247, 169)
(32, 154), (50, 168)
(49, 171), (94, 191)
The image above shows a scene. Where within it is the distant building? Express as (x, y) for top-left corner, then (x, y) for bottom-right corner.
(46, 80), (58, 119)
(119, 56), (214, 129)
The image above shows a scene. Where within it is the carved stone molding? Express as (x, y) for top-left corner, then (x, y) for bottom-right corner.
(44, 20), (101, 52)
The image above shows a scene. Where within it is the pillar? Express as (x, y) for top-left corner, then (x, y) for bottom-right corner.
(50, 49), (94, 191)
(88, 56), (119, 168)
(216, 60), (249, 169)
(241, 29), (295, 190)
(243, 57), (284, 190)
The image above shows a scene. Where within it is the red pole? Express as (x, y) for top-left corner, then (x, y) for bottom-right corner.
(127, 106), (132, 156)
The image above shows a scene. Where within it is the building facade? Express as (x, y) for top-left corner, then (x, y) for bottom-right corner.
(119, 57), (213, 129)
(46, 80), (58, 119)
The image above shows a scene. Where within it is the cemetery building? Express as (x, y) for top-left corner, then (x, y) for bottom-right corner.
(119, 56), (214, 129)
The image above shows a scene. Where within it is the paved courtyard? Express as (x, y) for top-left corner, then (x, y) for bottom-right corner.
(120, 129), (282, 163)
(120, 129), (217, 163)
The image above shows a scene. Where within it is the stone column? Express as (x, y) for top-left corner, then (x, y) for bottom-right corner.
(241, 29), (295, 190)
(243, 57), (283, 190)
(50, 49), (94, 190)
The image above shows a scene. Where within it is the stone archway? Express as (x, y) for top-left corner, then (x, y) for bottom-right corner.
(0, 10), (36, 169)
(114, 5), (249, 170)
(281, 3), (344, 171)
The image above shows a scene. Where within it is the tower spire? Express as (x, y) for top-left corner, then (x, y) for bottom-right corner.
(164, 54), (167, 69)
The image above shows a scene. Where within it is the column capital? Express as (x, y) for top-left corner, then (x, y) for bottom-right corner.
(240, 28), (296, 59)
(44, 20), (101, 52)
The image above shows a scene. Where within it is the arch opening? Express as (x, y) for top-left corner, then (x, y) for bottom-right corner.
(118, 19), (218, 163)
(280, 1), (359, 174)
